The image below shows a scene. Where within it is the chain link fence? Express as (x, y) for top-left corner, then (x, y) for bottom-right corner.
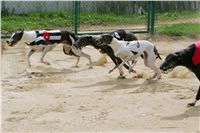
(1, 1), (73, 15)
(77, 1), (151, 34)
(1, 1), (74, 36)
(3, 1), (199, 37)
(154, 1), (200, 35)
(2, 1), (156, 37)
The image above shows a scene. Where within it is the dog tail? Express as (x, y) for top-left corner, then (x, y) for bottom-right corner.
(154, 46), (162, 60)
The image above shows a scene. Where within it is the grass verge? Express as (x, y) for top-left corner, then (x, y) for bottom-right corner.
(1, 11), (200, 35)
(156, 23), (200, 36)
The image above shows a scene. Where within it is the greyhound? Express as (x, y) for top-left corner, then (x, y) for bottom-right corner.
(160, 41), (200, 107)
(6, 29), (92, 68)
(97, 34), (162, 79)
(73, 29), (138, 78)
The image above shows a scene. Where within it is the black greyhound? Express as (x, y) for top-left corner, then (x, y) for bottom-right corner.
(73, 29), (138, 77)
(160, 41), (200, 107)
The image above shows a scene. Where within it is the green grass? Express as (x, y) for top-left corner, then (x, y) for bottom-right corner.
(2, 11), (73, 33)
(156, 23), (200, 36)
(1, 11), (146, 33)
(80, 12), (145, 25)
(1, 10), (200, 35)
(157, 11), (200, 20)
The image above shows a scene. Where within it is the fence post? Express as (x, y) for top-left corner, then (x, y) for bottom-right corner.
(150, 1), (156, 35)
(73, 0), (79, 35)
(147, 1), (151, 33)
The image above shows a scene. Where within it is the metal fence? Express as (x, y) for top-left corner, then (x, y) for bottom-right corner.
(1, 1), (156, 38)
(2, 1), (199, 15)
(74, 1), (156, 35)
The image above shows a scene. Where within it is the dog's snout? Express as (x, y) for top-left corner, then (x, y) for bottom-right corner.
(96, 39), (100, 43)
(96, 39), (103, 46)
(160, 65), (164, 70)
(6, 39), (10, 44)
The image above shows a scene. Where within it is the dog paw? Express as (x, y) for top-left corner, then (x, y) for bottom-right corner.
(46, 62), (51, 65)
(88, 66), (93, 69)
(108, 70), (113, 74)
(129, 69), (135, 73)
(117, 75), (126, 79)
(157, 76), (161, 80)
(42, 61), (51, 65)
(73, 65), (79, 68)
(187, 102), (195, 107)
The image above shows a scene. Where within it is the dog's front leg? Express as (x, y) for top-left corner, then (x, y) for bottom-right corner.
(26, 49), (35, 67)
(127, 61), (134, 73)
(108, 65), (118, 73)
(40, 46), (51, 65)
(115, 57), (134, 72)
(117, 55), (133, 78)
(188, 86), (200, 107)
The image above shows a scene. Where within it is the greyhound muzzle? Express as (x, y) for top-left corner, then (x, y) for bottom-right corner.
(6, 39), (16, 47)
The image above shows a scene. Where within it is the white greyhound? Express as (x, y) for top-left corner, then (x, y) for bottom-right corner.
(98, 34), (162, 79)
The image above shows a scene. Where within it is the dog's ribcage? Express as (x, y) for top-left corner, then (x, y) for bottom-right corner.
(29, 30), (62, 46)
(115, 40), (152, 59)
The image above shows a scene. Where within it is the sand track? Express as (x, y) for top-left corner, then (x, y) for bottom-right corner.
(2, 37), (200, 132)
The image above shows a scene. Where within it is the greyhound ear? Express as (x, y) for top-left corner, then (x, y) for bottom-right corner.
(174, 52), (182, 63)
(174, 52), (180, 57)
(18, 29), (24, 32)
(87, 36), (92, 40)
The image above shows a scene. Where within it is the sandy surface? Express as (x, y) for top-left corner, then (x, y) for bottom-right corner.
(1, 36), (200, 132)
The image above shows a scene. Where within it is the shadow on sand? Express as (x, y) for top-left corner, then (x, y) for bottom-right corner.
(161, 105), (200, 120)
(73, 78), (162, 92)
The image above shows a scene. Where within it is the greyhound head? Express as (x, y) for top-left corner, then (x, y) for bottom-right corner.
(74, 35), (98, 49)
(97, 34), (113, 46)
(160, 53), (182, 74)
(125, 32), (138, 41)
(6, 29), (24, 46)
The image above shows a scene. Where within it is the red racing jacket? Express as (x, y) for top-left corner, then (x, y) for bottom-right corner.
(192, 41), (200, 65)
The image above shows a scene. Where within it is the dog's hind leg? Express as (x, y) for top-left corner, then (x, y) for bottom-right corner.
(74, 57), (80, 67)
(26, 49), (35, 67)
(145, 52), (161, 80)
(40, 46), (51, 65)
(146, 62), (161, 80)
(79, 51), (93, 69)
